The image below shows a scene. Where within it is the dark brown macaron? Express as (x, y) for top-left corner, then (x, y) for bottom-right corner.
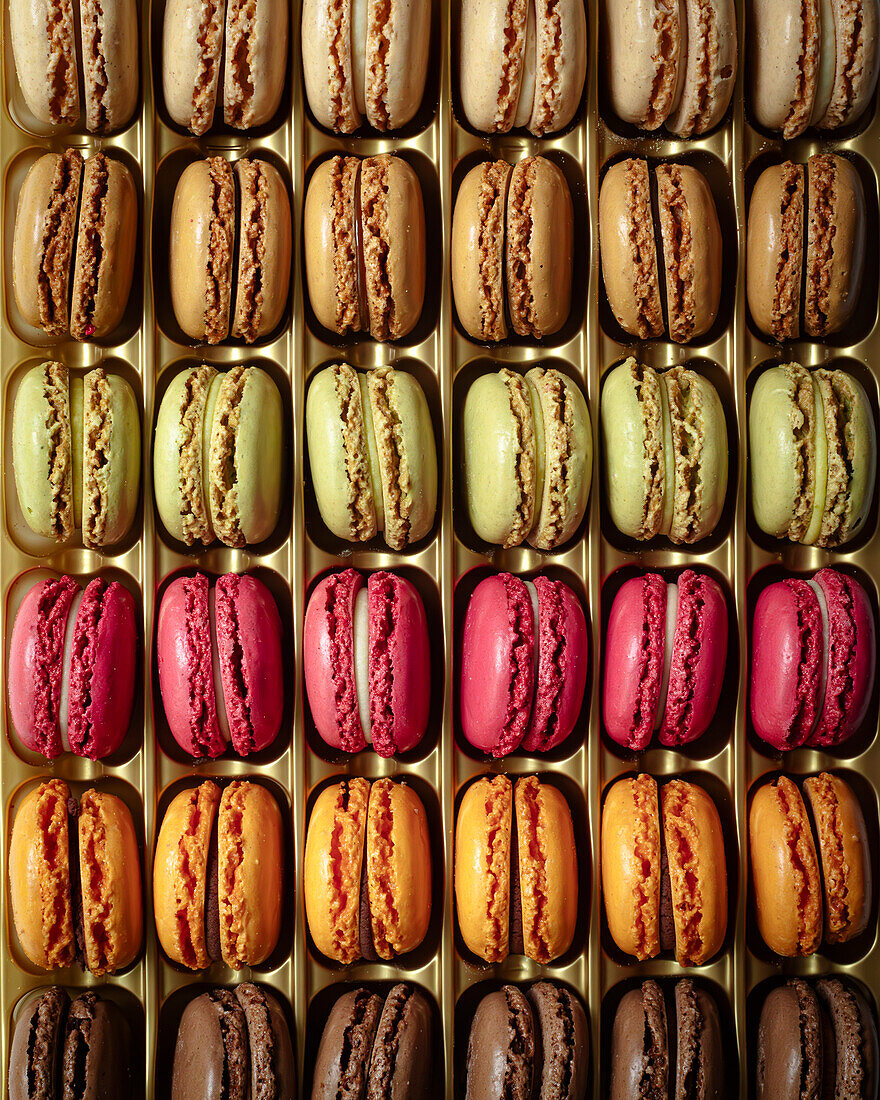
(61, 990), (132, 1099)
(672, 981), (723, 1100)
(9, 987), (69, 1100)
(816, 978), (879, 1099)
(310, 989), (383, 1100)
(171, 989), (250, 1100)
(609, 981), (668, 1100)
(234, 983), (296, 1100)
(756, 979), (823, 1099)
(465, 985), (535, 1100)
(527, 982), (589, 1100)
(366, 984), (433, 1100)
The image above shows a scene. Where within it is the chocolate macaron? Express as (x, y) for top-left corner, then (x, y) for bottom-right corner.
(528, 982), (590, 1099)
(465, 986), (536, 1099)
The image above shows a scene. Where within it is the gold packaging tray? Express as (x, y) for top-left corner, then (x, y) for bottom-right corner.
(0, 0), (879, 1095)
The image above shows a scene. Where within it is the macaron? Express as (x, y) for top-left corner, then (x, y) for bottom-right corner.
(604, 570), (728, 751)
(302, 0), (430, 132)
(747, 156), (866, 339)
(304, 153), (426, 339)
(599, 159), (723, 342)
(465, 986), (535, 1099)
(452, 156), (573, 341)
(458, 0), (587, 135)
(154, 780), (283, 970)
(750, 568), (876, 750)
(460, 572), (588, 756)
(13, 150), (137, 340)
(306, 363), (437, 549)
(171, 984), (296, 1100)
(610, 979), (724, 1100)
(527, 982), (590, 1100)
(10, 0), (138, 130)
(601, 360), (728, 544)
(303, 777), (432, 964)
(169, 157), (291, 344)
(13, 362), (140, 547)
(816, 978), (880, 1098)
(9, 780), (143, 974)
(750, 0), (880, 135)
(462, 367), (593, 550)
(157, 572), (284, 759)
(303, 569), (431, 757)
(602, 0), (737, 135)
(749, 776), (822, 957)
(750, 366), (876, 549)
(9, 987), (132, 1100)
(310, 983), (433, 1099)
(163, 0), (287, 132)
(154, 364), (284, 547)
(601, 774), (727, 966)
(454, 774), (578, 965)
(8, 574), (137, 760)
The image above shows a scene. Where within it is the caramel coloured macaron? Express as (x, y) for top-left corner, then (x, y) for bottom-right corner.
(304, 154), (426, 340)
(746, 161), (805, 341)
(749, 776), (822, 957)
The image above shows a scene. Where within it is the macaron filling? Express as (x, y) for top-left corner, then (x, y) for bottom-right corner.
(58, 586), (86, 754)
(208, 589), (233, 746)
(807, 578), (832, 731)
(654, 581), (678, 729)
(352, 586), (372, 742)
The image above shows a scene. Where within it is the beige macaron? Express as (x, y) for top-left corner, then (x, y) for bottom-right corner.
(459, 0), (587, 135)
(301, 0), (431, 132)
(304, 154), (426, 340)
(452, 156), (573, 342)
(163, 0), (288, 133)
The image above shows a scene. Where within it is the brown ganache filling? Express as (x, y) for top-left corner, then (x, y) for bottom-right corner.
(330, 157), (363, 333)
(326, 0), (357, 132)
(656, 166), (696, 345)
(785, 0), (819, 137)
(494, 0), (529, 130)
(365, 0), (392, 129)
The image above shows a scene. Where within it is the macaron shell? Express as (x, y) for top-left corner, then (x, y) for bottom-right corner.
(218, 781), (283, 967)
(666, 0), (737, 136)
(153, 782), (221, 969)
(162, 0), (226, 133)
(363, 0), (431, 129)
(816, 977), (880, 1099)
(171, 989), (249, 1100)
(659, 570), (728, 747)
(62, 991), (131, 1099)
(8, 987), (70, 1100)
(515, 776), (578, 963)
(311, 989), (383, 1100)
(234, 983), (296, 1100)
(9, 779), (75, 970)
(12, 362), (74, 542)
(223, 0), (288, 128)
(673, 980), (724, 1100)
(303, 569), (367, 752)
(750, 579), (823, 751)
(81, 368), (141, 548)
(756, 980), (823, 1100)
(303, 778), (370, 963)
(459, 0), (528, 132)
(78, 789), (143, 974)
(300, 0), (360, 132)
(601, 0), (683, 128)
(66, 578), (137, 760)
(749, 0), (822, 135)
(454, 774), (512, 963)
(304, 156), (364, 334)
(749, 777), (822, 956)
(746, 162), (805, 339)
(609, 981), (669, 1100)
(527, 982), (589, 1100)
(81, 0), (139, 132)
(816, 0), (880, 128)
(451, 159), (512, 341)
(603, 574), (667, 751)
(528, 0), (587, 134)
(465, 986), (535, 1100)
(601, 774), (661, 960)
(367, 984), (433, 1098)
(661, 779), (727, 966)
(803, 772), (871, 944)
(10, 0), (79, 125)
(460, 573), (535, 756)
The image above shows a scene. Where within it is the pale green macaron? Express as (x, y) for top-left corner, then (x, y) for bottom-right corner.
(750, 363), (875, 547)
(463, 366), (592, 550)
(305, 363), (437, 550)
(601, 358), (728, 544)
(12, 362), (140, 547)
(153, 364), (284, 547)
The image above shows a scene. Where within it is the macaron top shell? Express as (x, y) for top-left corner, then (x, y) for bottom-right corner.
(816, 978), (880, 1099)
(610, 981), (669, 1100)
(817, 0), (880, 129)
(756, 979), (823, 1099)
(62, 990), (131, 1100)
(366, 984), (433, 1100)
(465, 985), (535, 1100)
(666, 0), (737, 136)
(674, 980), (723, 1100)
(8, 987), (69, 1100)
(310, 988), (383, 1100)
(527, 982), (589, 1100)
(746, 163), (805, 341)
(171, 989), (249, 1100)
(234, 983), (296, 1100)
(454, 774), (512, 963)
(602, 0), (683, 129)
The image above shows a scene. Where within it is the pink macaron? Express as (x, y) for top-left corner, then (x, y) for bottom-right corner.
(156, 572), (284, 759)
(303, 568), (431, 756)
(460, 572), (588, 757)
(603, 569), (728, 751)
(751, 568), (875, 751)
(8, 575), (137, 760)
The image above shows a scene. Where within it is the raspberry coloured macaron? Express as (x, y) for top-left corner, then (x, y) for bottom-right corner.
(603, 570), (728, 752)
(750, 568), (875, 751)
(303, 568), (431, 757)
(8, 575), (137, 760)
(460, 573), (588, 757)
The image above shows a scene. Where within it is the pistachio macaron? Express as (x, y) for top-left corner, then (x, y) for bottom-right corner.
(747, 155), (866, 340)
(452, 156), (573, 342)
(12, 362), (140, 547)
(601, 359), (728, 544)
(169, 156), (292, 345)
(154, 364), (284, 548)
(749, 363), (876, 548)
(13, 150), (137, 341)
(462, 367), (592, 550)
(304, 153), (426, 340)
(306, 363), (437, 550)
(599, 158), (723, 343)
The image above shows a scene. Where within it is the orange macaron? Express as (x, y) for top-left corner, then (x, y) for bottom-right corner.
(303, 777), (433, 964)
(601, 774), (728, 967)
(9, 779), (143, 974)
(454, 773), (579, 965)
(153, 779), (284, 970)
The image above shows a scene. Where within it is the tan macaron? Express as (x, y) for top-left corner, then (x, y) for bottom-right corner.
(304, 154), (426, 340)
(303, 778), (432, 964)
(459, 0), (587, 135)
(451, 156), (573, 342)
